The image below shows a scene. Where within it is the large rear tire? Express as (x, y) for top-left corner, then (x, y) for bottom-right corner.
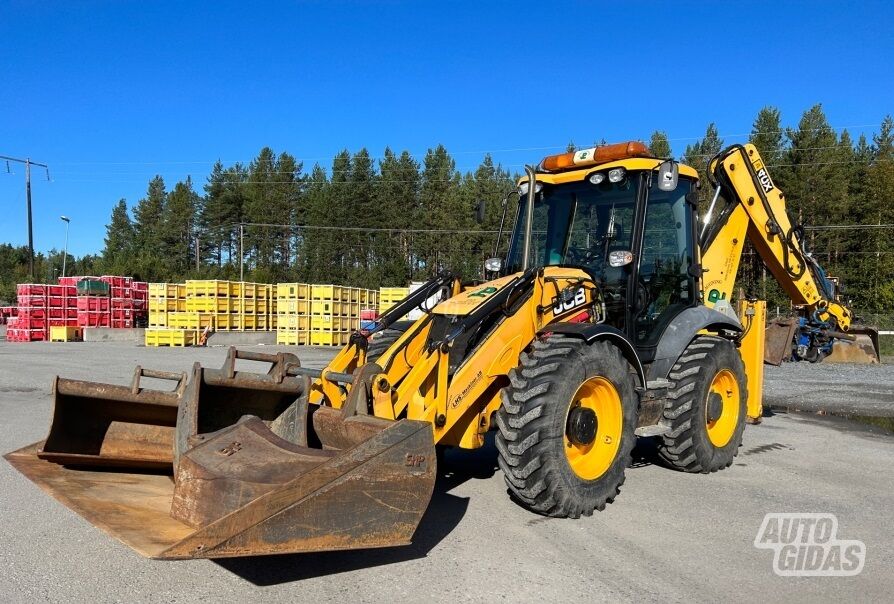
(495, 336), (638, 518)
(657, 336), (748, 473)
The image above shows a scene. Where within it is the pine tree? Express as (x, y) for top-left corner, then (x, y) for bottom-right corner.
(242, 148), (303, 280)
(101, 199), (135, 275)
(418, 145), (463, 276)
(346, 148), (376, 284)
(865, 116), (894, 312)
(243, 148), (277, 276)
(374, 148), (420, 286)
(132, 176), (167, 280)
(648, 131), (672, 158)
(785, 105), (848, 247)
(201, 160), (245, 269)
(297, 163), (333, 283)
(461, 154), (515, 272)
(749, 107), (785, 169)
(683, 123), (724, 204)
(273, 151), (303, 277)
(164, 177), (200, 276)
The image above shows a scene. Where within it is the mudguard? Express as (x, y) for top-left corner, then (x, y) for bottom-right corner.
(538, 322), (646, 388)
(646, 307), (742, 381)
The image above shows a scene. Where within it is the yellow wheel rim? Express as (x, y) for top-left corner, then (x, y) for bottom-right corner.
(705, 369), (740, 447)
(564, 377), (623, 480)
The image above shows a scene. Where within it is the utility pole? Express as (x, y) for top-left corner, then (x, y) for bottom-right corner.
(239, 223), (245, 281)
(2, 155), (50, 280)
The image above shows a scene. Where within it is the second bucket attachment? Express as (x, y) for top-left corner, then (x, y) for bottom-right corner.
(38, 367), (187, 469)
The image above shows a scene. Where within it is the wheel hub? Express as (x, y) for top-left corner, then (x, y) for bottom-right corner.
(706, 392), (723, 423)
(566, 405), (597, 446)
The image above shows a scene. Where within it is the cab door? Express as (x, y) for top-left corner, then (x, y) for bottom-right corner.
(629, 176), (699, 356)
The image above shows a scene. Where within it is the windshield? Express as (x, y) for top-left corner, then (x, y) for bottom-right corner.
(505, 174), (641, 279)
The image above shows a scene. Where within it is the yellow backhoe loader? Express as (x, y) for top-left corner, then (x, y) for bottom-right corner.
(6, 141), (876, 559)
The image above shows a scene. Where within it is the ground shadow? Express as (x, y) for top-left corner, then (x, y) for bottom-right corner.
(216, 489), (469, 585)
(630, 436), (659, 468)
(438, 431), (499, 491)
(214, 438), (500, 585)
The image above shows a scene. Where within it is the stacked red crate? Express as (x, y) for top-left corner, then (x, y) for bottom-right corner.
(9, 276), (149, 340)
(12, 284), (48, 341)
(63, 284), (78, 325)
(6, 318), (24, 341)
(103, 276), (134, 328)
(45, 285), (79, 328)
(0, 305), (17, 325)
(132, 281), (148, 326)
(76, 294), (110, 328)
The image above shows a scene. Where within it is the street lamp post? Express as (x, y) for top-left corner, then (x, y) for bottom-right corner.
(60, 216), (71, 278)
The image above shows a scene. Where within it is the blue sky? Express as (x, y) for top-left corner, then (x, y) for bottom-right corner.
(1, 1), (892, 257)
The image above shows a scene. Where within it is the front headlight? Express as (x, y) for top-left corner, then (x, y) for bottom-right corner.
(517, 181), (543, 197)
(484, 257), (503, 272)
(608, 168), (626, 183)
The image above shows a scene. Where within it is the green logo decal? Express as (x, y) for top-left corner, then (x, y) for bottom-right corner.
(469, 286), (498, 299)
(707, 289), (726, 303)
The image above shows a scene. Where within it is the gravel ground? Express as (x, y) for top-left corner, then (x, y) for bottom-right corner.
(764, 362), (894, 417)
(1, 341), (892, 603)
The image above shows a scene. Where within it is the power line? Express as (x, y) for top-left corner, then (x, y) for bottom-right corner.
(214, 221), (500, 235)
(31, 122), (886, 167)
(41, 156), (894, 186)
(45, 143), (881, 175)
(803, 224), (894, 230)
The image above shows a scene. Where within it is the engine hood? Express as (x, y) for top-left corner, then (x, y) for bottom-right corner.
(430, 273), (521, 317)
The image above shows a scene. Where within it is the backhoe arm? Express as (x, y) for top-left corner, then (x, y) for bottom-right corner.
(700, 143), (853, 331)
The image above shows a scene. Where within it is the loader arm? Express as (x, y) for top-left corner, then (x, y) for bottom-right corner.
(311, 266), (606, 449)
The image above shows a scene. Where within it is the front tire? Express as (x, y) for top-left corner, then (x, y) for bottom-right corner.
(495, 336), (638, 518)
(657, 336), (748, 473)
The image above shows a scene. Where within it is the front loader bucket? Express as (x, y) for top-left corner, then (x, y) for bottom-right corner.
(5, 348), (436, 559)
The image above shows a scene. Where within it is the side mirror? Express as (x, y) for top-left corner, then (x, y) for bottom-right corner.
(476, 199), (486, 224)
(657, 160), (679, 191)
(608, 250), (633, 268)
(484, 257), (502, 273)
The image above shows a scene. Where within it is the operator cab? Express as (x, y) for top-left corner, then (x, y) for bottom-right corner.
(503, 142), (700, 356)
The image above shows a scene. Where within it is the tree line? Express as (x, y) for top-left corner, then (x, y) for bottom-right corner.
(1, 104), (892, 320)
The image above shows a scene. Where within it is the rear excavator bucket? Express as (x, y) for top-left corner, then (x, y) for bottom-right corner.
(763, 318), (880, 365)
(826, 326), (880, 364)
(5, 348), (436, 559)
(764, 318), (799, 365)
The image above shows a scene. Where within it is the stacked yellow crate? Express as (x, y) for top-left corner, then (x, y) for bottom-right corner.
(276, 283), (311, 345)
(147, 280), (277, 346)
(145, 328), (197, 347)
(231, 282), (275, 331)
(310, 285), (369, 346)
(183, 280), (275, 333)
(146, 283), (191, 345)
(379, 286), (410, 314)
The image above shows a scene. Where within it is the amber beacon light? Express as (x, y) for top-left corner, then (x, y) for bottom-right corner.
(539, 141), (653, 172)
